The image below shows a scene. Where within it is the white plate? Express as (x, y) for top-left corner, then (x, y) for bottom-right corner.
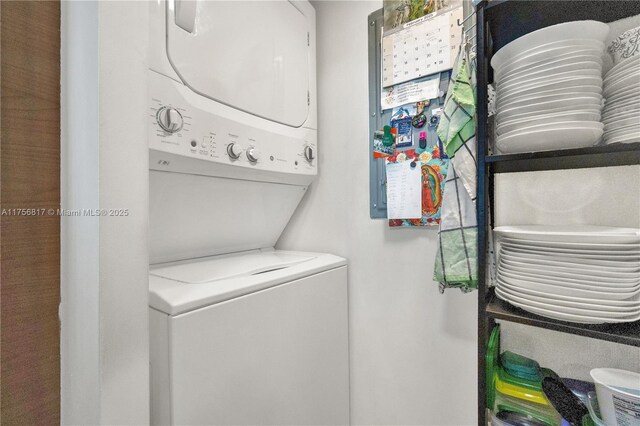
(496, 288), (640, 317)
(604, 126), (640, 139)
(494, 225), (640, 244)
(498, 272), (640, 300)
(497, 111), (602, 135)
(605, 65), (640, 89)
(500, 258), (640, 282)
(499, 242), (640, 258)
(605, 83), (640, 102)
(603, 110), (640, 124)
(498, 236), (640, 250)
(496, 96), (602, 122)
(496, 68), (602, 94)
(495, 289), (640, 324)
(604, 114), (640, 128)
(499, 61), (603, 87)
(497, 280), (640, 306)
(605, 87), (640, 105)
(497, 49), (604, 80)
(605, 55), (640, 82)
(604, 133), (640, 145)
(499, 263), (640, 288)
(491, 22), (609, 70)
(602, 105), (640, 122)
(500, 246), (640, 266)
(500, 252), (640, 273)
(604, 73), (640, 97)
(496, 285), (640, 312)
(500, 92), (602, 111)
(495, 126), (603, 154)
(498, 76), (603, 100)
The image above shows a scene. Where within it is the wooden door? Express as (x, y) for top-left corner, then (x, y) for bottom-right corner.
(1, 2), (61, 424)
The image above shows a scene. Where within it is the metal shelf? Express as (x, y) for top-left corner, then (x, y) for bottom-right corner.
(486, 290), (640, 347)
(486, 142), (640, 174)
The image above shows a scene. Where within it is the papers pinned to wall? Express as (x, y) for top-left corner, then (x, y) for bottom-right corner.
(381, 74), (441, 110)
(385, 159), (422, 220)
(382, 0), (463, 88)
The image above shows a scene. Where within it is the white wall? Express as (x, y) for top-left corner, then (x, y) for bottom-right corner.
(277, 1), (479, 424)
(61, 2), (150, 424)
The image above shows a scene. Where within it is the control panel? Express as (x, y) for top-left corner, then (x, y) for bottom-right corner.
(148, 72), (317, 177)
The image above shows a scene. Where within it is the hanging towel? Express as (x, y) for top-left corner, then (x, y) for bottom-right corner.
(433, 48), (478, 293)
(437, 53), (476, 160)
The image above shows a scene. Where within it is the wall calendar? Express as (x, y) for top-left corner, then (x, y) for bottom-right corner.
(382, 2), (463, 88)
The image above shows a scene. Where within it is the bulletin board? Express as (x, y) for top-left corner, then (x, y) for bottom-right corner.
(368, 8), (453, 220)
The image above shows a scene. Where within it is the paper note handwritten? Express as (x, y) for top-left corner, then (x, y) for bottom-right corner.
(385, 160), (422, 219)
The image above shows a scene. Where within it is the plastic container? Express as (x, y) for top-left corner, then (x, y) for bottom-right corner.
(589, 368), (640, 426)
(491, 410), (553, 426)
(494, 389), (562, 426)
(496, 366), (560, 406)
(501, 351), (542, 381)
(487, 325), (501, 409)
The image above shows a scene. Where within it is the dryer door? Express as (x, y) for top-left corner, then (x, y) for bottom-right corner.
(166, 0), (311, 128)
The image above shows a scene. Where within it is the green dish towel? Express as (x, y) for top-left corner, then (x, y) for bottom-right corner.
(434, 49), (478, 293)
(437, 54), (477, 159)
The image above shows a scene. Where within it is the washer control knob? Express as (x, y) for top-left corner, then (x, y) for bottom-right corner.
(304, 146), (315, 162)
(156, 106), (184, 133)
(246, 147), (260, 163)
(227, 143), (243, 159)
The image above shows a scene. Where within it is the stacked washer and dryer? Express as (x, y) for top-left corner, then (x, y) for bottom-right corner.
(147, 1), (349, 424)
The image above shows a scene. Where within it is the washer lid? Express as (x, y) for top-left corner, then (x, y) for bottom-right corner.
(166, 0), (311, 127)
(149, 250), (347, 315)
(150, 250), (315, 284)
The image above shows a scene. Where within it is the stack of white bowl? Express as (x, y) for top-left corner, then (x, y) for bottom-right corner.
(602, 55), (640, 144)
(494, 225), (640, 324)
(491, 21), (609, 154)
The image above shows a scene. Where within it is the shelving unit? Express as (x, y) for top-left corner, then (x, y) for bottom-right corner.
(475, 1), (640, 424)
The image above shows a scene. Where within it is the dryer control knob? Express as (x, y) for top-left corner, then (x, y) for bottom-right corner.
(227, 143), (243, 159)
(304, 146), (315, 162)
(156, 106), (184, 133)
(246, 147), (260, 163)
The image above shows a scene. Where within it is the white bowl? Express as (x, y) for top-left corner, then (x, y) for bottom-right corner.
(498, 76), (603, 100)
(495, 126), (603, 153)
(497, 68), (602, 93)
(497, 49), (605, 80)
(491, 22), (609, 70)
(497, 85), (602, 108)
(497, 111), (602, 135)
(497, 54), (603, 83)
(500, 92), (602, 111)
(496, 96), (603, 122)
(499, 61), (603, 88)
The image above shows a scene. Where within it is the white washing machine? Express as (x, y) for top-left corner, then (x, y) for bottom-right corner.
(147, 1), (349, 424)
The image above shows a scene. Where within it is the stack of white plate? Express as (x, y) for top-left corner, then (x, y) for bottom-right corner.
(494, 225), (640, 324)
(491, 21), (609, 154)
(602, 55), (640, 144)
